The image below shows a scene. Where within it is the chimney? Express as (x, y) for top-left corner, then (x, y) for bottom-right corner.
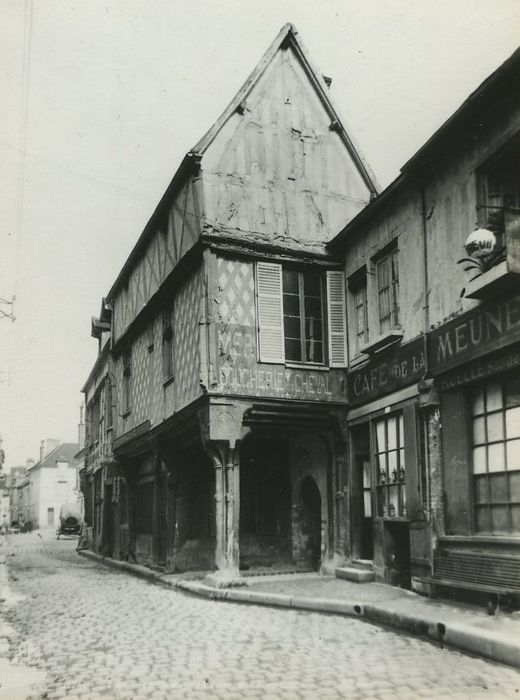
(39, 440), (45, 463)
(323, 75), (332, 89)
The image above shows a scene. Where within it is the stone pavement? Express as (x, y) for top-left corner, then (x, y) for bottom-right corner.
(1, 532), (520, 699)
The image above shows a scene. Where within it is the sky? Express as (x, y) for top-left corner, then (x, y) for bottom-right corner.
(0, 0), (519, 467)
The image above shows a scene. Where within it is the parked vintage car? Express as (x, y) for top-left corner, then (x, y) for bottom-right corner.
(56, 502), (83, 539)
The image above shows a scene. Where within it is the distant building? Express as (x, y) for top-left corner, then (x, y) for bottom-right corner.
(6, 465), (28, 527)
(25, 441), (80, 530)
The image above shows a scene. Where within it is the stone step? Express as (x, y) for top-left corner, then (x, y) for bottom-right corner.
(335, 566), (375, 583)
(350, 559), (374, 571)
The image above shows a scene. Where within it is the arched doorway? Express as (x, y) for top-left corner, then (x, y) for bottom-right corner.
(299, 476), (322, 569)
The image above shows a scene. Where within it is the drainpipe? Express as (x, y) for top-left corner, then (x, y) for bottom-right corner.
(419, 184), (430, 333)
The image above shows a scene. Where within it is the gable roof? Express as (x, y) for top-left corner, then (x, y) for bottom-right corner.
(28, 443), (79, 471)
(191, 23), (379, 195)
(104, 24), (379, 305)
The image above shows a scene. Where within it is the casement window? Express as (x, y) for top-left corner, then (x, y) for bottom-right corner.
(122, 350), (132, 414)
(162, 309), (174, 381)
(471, 376), (520, 534)
(375, 414), (406, 518)
(106, 377), (114, 430)
(348, 269), (369, 354)
(477, 143), (520, 239)
(256, 262), (347, 367)
(377, 246), (399, 334)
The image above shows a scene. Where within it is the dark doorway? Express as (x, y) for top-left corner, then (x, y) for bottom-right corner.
(102, 484), (113, 557)
(155, 471), (168, 568)
(384, 521), (411, 589)
(351, 423), (373, 560)
(299, 476), (322, 569)
(239, 438), (291, 569)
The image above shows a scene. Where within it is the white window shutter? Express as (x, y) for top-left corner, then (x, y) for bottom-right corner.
(327, 270), (348, 367)
(256, 262), (285, 364)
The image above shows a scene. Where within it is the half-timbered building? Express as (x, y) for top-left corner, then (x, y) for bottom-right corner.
(83, 24), (378, 580)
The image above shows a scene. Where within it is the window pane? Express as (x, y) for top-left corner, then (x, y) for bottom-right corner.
(283, 293), (300, 316)
(305, 315), (322, 341)
(487, 412), (504, 442)
(491, 505), (509, 533)
(474, 476), (489, 504)
(387, 417), (397, 450)
(506, 440), (520, 471)
(388, 451), (398, 483)
(284, 316), (301, 339)
(505, 376), (520, 408)
(489, 473), (508, 502)
(304, 297), (322, 323)
(284, 339), (301, 362)
(388, 486), (399, 517)
(305, 339), (323, 364)
(486, 381), (503, 411)
(473, 417), (486, 445)
(506, 407), (520, 439)
(376, 420), (386, 452)
(475, 505), (491, 532)
(364, 491), (372, 518)
(398, 414), (404, 448)
(401, 486), (407, 517)
(510, 471), (520, 501)
(472, 388), (484, 416)
(377, 454), (387, 484)
(303, 272), (321, 297)
(378, 258), (389, 289)
(282, 269), (298, 294)
(488, 443), (506, 472)
(399, 448), (405, 472)
(473, 446), (487, 474)
(362, 461), (371, 488)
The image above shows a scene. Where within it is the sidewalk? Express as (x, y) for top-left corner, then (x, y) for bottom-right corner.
(78, 549), (520, 670)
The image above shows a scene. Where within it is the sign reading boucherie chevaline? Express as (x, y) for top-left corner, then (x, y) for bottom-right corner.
(428, 294), (520, 375)
(347, 337), (426, 407)
(213, 324), (347, 401)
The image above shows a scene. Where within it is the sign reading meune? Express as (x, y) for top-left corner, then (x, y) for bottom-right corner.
(347, 337), (426, 407)
(428, 294), (520, 375)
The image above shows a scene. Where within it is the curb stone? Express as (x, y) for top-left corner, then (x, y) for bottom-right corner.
(77, 549), (520, 670)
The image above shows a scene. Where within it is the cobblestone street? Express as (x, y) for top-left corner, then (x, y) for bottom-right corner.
(1, 534), (520, 700)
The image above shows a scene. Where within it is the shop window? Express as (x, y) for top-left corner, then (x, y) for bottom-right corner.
(471, 376), (520, 534)
(122, 349), (132, 414)
(376, 246), (399, 334)
(162, 308), (174, 381)
(348, 269), (369, 355)
(375, 414), (406, 518)
(477, 142), (520, 243)
(255, 262), (347, 367)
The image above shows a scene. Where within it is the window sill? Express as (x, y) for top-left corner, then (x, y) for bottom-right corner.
(360, 329), (403, 355)
(163, 375), (175, 388)
(285, 363), (328, 372)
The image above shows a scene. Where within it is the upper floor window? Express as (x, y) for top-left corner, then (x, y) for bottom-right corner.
(122, 350), (132, 414)
(56, 460), (68, 483)
(255, 262), (347, 367)
(377, 246), (399, 334)
(471, 376), (520, 534)
(478, 142), (520, 240)
(162, 309), (174, 381)
(348, 269), (369, 355)
(106, 377), (114, 430)
(282, 270), (324, 364)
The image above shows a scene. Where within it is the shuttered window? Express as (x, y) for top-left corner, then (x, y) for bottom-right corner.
(327, 271), (348, 367)
(256, 262), (285, 363)
(256, 263), (347, 367)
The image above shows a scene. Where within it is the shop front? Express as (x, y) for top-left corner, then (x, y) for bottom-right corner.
(428, 293), (520, 604)
(347, 336), (429, 588)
